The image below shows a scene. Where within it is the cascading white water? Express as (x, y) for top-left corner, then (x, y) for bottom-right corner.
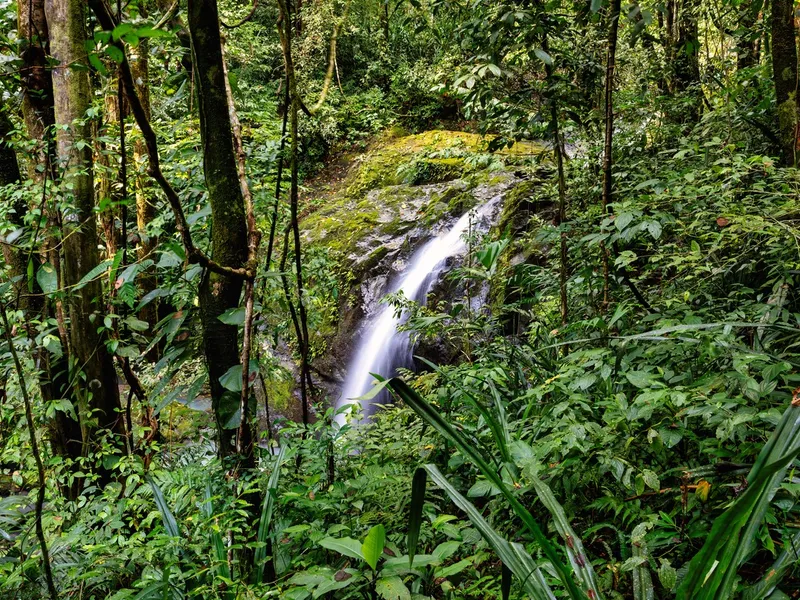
(336, 196), (502, 423)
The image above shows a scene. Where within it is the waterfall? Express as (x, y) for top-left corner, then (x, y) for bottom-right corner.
(336, 194), (502, 423)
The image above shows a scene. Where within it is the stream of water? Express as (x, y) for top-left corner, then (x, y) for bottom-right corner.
(336, 194), (503, 423)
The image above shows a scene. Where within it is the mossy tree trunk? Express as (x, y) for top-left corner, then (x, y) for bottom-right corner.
(98, 89), (120, 258)
(46, 0), (124, 456)
(771, 0), (799, 165)
(187, 0), (249, 458)
(17, 0), (83, 478)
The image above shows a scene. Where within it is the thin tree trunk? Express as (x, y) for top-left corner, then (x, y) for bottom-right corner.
(771, 0), (799, 165)
(277, 0), (313, 427)
(132, 6), (160, 361)
(99, 89), (120, 258)
(0, 109), (27, 303)
(601, 0), (621, 310)
(187, 0), (250, 459)
(309, 0), (351, 114)
(0, 299), (58, 600)
(46, 0), (124, 457)
(540, 32), (569, 325)
(736, 0), (759, 70)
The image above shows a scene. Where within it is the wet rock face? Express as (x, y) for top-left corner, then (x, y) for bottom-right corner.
(300, 130), (548, 400)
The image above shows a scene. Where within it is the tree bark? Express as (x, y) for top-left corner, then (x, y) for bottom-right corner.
(98, 89), (120, 258)
(17, 0), (56, 179)
(17, 0), (83, 480)
(187, 0), (249, 458)
(277, 0), (313, 428)
(601, 0), (621, 309)
(673, 0), (700, 92)
(736, 0), (760, 70)
(0, 109), (26, 300)
(771, 0), (799, 165)
(132, 4), (160, 360)
(46, 0), (124, 453)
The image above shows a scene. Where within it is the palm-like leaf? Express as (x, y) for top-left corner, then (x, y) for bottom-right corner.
(388, 377), (591, 600)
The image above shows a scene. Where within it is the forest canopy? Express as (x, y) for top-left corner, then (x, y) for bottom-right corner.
(0, 0), (800, 598)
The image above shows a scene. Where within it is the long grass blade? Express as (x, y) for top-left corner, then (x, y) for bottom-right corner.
(742, 524), (800, 599)
(390, 378), (588, 600)
(676, 449), (800, 599)
(203, 482), (232, 591)
(529, 477), (602, 599)
(502, 563), (511, 600)
(253, 445), (287, 584)
(408, 467), (426, 567)
(425, 464), (556, 600)
(146, 475), (180, 537)
(631, 524), (654, 600)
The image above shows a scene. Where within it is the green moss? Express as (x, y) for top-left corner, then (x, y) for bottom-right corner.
(497, 179), (541, 232)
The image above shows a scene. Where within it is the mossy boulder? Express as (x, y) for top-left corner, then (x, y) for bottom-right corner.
(299, 129), (548, 388)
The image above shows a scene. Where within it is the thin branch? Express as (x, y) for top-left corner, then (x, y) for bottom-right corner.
(0, 296), (58, 600)
(221, 0), (259, 29)
(88, 0), (253, 281)
(309, 0), (351, 114)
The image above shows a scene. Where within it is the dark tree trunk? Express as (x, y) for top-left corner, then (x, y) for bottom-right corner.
(133, 3), (159, 361)
(667, 0), (701, 120)
(771, 0), (799, 165)
(674, 0), (700, 89)
(601, 0), (622, 309)
(46, 0), (124, 455)
(187, 0), (249, 458)
(737, 0), (760, 70)
(0, 109), (26, 297)
(17, 0), (56, 178)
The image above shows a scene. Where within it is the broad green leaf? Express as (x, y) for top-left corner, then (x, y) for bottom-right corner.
(111, 22), (134, 41)
(105, 44), (124, 64)
(74, 259), (112, 290)
(36, 262), (57, 295)
(253, 446), (287, 584)
(376, 575), (411, 600)
(219, 360), (259, 393)
(124, 316), (150, 332)
(381, 554), (440, 576)
(136, 25), (173, 38)
(534, 48), (553, 65)
(319, 537), (364, 562)
(435, 558), (472, 578)
(218, 307), (246, 326)
(361, 524), (386, 571)
(431, 540), (460, 561)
